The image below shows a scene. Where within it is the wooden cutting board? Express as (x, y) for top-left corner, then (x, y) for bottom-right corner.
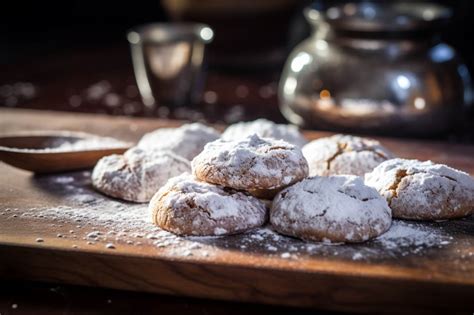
(1, 108), (474, 313)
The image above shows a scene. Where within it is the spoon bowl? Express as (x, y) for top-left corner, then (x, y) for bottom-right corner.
(0, 131), (133, 173)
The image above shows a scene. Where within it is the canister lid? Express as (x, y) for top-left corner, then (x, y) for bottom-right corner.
(306, 2), (451, 33)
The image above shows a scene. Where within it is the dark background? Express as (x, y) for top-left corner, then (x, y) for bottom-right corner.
(0, 0), (473, 142)
(1, 1), (473, 68)
(0, 2), (168, 65)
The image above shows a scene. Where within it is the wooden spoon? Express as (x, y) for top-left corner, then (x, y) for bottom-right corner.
(0, 131), (133, 173)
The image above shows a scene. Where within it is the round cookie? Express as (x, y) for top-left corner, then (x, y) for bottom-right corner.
(92, 147), (190, 202)
(302, 134), (394, 177)
(192, 134), (309, 199)
(221, 118), (307, 148)
(138, 123), (220, 160)
(149, 174), (267, 236)
(365, 158), (474, 220)
(270, 175), (392, 243)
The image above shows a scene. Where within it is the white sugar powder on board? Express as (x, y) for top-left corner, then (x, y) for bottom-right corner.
(16, 170), (457, 260)
(20, 171), (182, 246)
(3, 136), (129, 153)
(194, 221), (453, 261)
(374, 220), (449, 249)
(47, 137), (129, 152)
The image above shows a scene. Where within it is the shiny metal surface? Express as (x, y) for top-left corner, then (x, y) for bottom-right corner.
(279, 3), (472, 136)
(127, 23), (214, 108)
(321, 2), (452, 32)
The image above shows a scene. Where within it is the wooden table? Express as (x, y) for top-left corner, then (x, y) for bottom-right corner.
(1, 109), (474, 314)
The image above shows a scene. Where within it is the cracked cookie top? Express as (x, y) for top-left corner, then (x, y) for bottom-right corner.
(270, 175), (392, 243)
(302, 134), (394, 177)
(138, 123), (221, 160)
(221, 119), (308, 148)
(149, 173), (267, 236)
(92, 147), (191, 202)
(191, 134), (309, 198)
(365, 158), (474, 220)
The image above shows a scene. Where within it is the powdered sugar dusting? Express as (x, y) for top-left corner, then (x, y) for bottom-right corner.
(365, 158), (474, 220)
(160, 174), (245, 220)
(3, 135), (130, 153)
(138, 123), (220, 160)
(221, 119), (308, 148)
(92, 147), (190, 202)
(49, 137), (129, 152)
(192, 134), (308, 191)
(10, 170), (463, 262)
(192, 221), (454, 261)
(365, 158), (474, 201)
(303, 134), (394, 177)
(18, 171), (187, 250)
(149, 173), (267, 236)
(374, 220), (452, 251)
(271, 175), (392, 243)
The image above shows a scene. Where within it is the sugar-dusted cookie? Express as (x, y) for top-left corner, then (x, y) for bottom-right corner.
(138, 123), (220, 160)
(270, 175), (392, 243)
(92, 147), (190, 202)
(302, 134), (394, 177)
(221, 119), (307, 148)
(365, 158), (474, 220)
(149, 174), (267, 236)
(192, 134), (309, 198)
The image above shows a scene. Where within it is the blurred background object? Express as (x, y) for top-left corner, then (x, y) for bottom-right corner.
(279, 2), (472, 136)
(161, 0), (301, 69)
(127, 23), (213, 108)
(0, 0), (473, 141)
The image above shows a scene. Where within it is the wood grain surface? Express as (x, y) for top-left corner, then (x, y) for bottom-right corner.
(1, 108), (474, 313)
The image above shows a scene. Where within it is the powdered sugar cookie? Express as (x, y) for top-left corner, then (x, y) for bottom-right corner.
(270, 175), (392, 243)
(302, 134), (394, 177)
(92, 147), (190, 202)
(149, 174), (267, 236)
(192, 134), (309, 198)
(138, 123), (220, 160)
(365, 158), (474, 220)
(221, 118), (307, 147)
